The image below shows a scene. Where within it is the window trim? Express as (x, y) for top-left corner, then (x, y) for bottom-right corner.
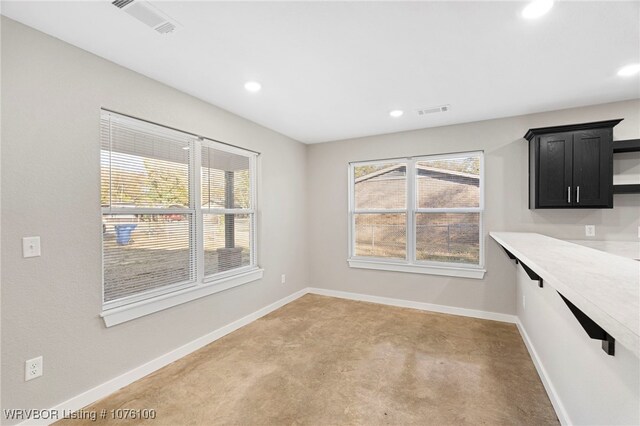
(100, 110), (261, 326)
(100, 268), (264, 327)
(198, 138), (258, 282)
(347, 151), (485, 279)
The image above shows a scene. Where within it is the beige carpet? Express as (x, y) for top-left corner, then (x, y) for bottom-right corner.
(57, 294), (558, 425)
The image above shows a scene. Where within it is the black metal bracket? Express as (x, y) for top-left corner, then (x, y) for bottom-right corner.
(558, 293), (615, 356)
(519, 262), (543, 288)
(501, 247), (543, 287)
(502, 247), (518, 264)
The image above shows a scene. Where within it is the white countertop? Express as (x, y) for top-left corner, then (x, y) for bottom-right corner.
(566, 240), (640, 261)
(490, 232), (640, 358)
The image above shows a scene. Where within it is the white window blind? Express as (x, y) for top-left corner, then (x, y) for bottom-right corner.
(100, 111), (258, 311)
(201, 144), (255, 278)
(348, 151), (484, 276)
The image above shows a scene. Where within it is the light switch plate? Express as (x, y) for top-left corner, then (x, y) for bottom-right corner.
(22, 237), (41, 258)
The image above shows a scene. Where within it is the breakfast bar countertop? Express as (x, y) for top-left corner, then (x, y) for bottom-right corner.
(566, 240), (640, 261)
(490, 232), (640, 358)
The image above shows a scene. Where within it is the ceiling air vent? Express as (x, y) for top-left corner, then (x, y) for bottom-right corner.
(111, 0), (180, 35)
(112, 0), (134, 8)
(155, 22), (176, 35)
(415, 105), (451, 116)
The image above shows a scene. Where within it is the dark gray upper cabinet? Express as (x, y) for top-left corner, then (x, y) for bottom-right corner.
(524, 119), (622, 209)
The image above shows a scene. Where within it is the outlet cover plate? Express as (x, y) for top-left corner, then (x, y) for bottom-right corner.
(25, 356), (43, 381)
(585, 225), (595, 237)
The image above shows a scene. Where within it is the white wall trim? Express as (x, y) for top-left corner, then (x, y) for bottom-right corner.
(19, 287), (308, 426)
(515, 318), (571, 426)
(347, 259), (486, 279)
(307, 287), (516, 323)
(101, 268), (264, 327)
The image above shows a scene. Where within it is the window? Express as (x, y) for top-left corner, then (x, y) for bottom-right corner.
(100, 110), (260, 326)
(200, 144), (256, 278)
(348, 151), (485, 279)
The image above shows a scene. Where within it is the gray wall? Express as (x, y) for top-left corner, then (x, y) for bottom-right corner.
(307, 100), (640, 316)
(2, 14), (639, 419)
(1, 17), (309, 413)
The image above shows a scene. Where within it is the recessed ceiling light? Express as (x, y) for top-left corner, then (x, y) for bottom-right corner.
(522, 0), (554, 19)
(389, 110), (404, 118)
(617, 63), (640, 77)
(244, 81), (262, 92)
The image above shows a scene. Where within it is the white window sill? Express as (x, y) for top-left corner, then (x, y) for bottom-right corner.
(347, 259), (486, 279)
(100, 268), (264, 327)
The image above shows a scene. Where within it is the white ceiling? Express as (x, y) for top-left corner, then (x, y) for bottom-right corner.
(2, 1), (639, 143)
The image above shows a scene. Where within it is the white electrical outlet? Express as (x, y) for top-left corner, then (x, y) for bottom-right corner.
(585, 225), (595, 237)
(25, 356), (43, 381)
(281, 274), (286, 284)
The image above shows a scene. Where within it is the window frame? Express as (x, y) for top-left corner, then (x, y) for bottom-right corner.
(347, 151), (485, 279)
(198, 138), (258, 284)
(100, 110), (261, 326)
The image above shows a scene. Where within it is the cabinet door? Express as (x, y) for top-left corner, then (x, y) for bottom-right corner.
(538, 132), (573, 207)
(572, 129), (613, 208)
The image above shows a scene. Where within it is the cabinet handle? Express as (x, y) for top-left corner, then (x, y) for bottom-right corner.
(567, 186), (571, 203)
(577, 186), (580, 203)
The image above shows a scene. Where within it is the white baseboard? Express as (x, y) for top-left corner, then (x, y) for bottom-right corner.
(19, 288), (309, 426)
(307, 287), (517, 324)
(515, 319), (570, 426)
(21, 286), (520, 425)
